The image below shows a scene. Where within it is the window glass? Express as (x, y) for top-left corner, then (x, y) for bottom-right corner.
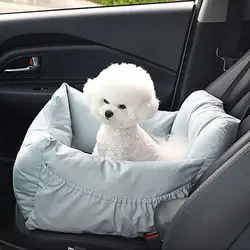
(0, 0), (191, 14)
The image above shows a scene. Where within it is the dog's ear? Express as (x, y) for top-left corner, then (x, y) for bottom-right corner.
(83, 78), (101, 117)
(137, 96), (159, 120)
(82, 78), (97, 103)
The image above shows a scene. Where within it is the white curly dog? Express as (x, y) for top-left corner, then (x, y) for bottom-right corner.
(83, 63), (188, 161)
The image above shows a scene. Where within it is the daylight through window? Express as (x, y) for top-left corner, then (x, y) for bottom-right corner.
(0, 0), (190, 14)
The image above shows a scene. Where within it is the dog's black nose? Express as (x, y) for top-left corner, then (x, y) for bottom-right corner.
(105, 110), (113, 119)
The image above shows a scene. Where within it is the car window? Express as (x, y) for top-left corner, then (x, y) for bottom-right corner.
(0, 0), (192, 14)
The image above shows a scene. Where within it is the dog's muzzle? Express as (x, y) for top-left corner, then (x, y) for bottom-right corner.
(105, 110), (114, 119)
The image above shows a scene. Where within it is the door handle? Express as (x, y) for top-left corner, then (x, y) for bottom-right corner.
(4, 57), (40, 73)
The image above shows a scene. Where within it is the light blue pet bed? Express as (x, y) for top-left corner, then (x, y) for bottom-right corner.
(13, 83), (240, 238)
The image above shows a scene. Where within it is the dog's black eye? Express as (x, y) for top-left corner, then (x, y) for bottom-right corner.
(104, 99), (109, 104)
(118, 104), (126, 109)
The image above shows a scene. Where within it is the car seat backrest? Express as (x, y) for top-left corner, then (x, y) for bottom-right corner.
(193, 48), (250, 190)
(207, 49), (250, 138)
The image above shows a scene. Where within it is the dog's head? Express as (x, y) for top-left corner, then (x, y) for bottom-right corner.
(83, 63), (159, 128)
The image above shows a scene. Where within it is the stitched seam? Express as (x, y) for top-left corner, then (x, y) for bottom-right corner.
(164, 142), (250, 246)
(228, 220), (250, 249)
(42, 165), (192, 202)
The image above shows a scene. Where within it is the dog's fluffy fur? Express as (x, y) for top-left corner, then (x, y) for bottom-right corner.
(83, 63), (188, 161)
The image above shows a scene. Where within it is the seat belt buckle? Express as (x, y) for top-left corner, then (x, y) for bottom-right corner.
(144, 232), (159, 240)
(144, 232), (162, 249)
(216, 48), (240, 72)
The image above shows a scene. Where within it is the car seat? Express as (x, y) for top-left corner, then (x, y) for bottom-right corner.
(13, 46), (250, 250)
(155, 47), (250, 249)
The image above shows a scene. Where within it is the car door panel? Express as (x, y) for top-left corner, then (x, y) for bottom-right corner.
(0, 1), (194, 244)
(0, 2), (194, 70)
(0, 2), (194, 160)
(0, 45), (175, 101)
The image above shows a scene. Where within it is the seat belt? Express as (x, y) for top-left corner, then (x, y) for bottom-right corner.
(216, 0), (246, 71)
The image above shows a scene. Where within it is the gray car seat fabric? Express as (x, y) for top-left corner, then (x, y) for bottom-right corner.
(162, 141), (250, 250)
(157, 48), (250, 250)
(154, 198), (187, 240)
